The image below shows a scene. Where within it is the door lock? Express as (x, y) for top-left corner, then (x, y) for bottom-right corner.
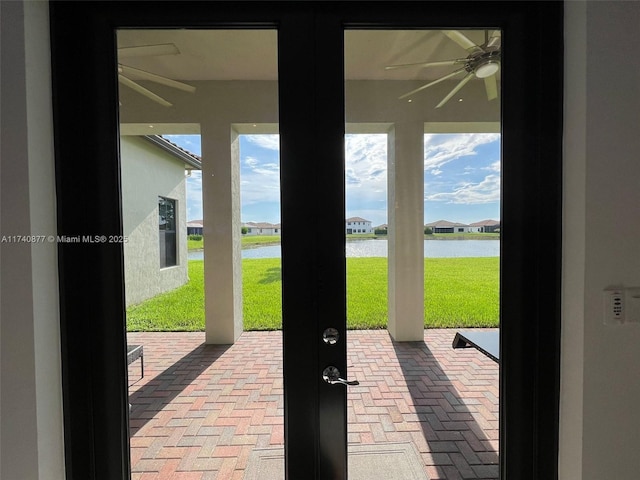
(322, 366), (359, 386)
(322, 327), (340, 345)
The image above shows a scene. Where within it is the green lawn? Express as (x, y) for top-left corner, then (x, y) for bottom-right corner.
(127, 259), (205, 331)
(127, 257), (499, 331)
(242, 235), (281, 246)
(187, 237), (203, 250)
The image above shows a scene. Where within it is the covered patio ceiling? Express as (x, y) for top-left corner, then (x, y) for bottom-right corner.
(116, 28), (501, 132)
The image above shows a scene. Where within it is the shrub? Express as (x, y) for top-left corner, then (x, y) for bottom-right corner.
(241, 227), (248, 235)
(424, 227), (433, 235)
(374, 229), (388, 235)
(188, 234), (203, 241)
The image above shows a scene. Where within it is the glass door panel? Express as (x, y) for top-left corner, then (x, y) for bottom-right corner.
(345, 29), (501, 479)
(117, 29), (284, 479)
(50, 3), (560, 478)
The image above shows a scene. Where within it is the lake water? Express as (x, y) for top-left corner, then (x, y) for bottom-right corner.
(188, 239), (499, 260)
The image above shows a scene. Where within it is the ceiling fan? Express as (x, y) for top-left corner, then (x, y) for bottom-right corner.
(386, 30), (501, 108)
(117, 43), (196, 107)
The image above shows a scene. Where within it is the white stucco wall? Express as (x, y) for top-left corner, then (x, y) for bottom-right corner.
(120, 136), (189, 306)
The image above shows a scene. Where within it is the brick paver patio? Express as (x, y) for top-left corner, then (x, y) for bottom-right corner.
(127, 329), (498, 480)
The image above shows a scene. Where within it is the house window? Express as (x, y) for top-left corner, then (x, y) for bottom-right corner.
(159, 196), (177, 268)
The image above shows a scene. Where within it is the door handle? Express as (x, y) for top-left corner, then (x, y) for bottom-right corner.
(322, 366), (359, 386)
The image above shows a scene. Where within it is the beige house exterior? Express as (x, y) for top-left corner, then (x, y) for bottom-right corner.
(120, 135), (201, 306)
(242, 221), (281, 235)
(470, 219), (500, 233)
(425, 219), (500, 234)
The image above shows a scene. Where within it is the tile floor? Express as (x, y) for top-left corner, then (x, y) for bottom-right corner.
(127, 329), (498, 480)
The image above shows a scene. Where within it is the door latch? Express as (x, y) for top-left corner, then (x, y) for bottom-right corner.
(322, 366), (359, 386)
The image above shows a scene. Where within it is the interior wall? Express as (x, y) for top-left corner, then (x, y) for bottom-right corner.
(0, 1), (65, 478)
(582, 2), (640, 478)
(562, 1), (640, 479)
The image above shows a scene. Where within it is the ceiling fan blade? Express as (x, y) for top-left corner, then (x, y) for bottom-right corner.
(442, 30), (484, 54)
(118, 74), (173, 107)
(119, 64), (196, 93)
(484, 74), (498, 101)
(435, 72), (474, 108)
(117, 43), (179, 58)
(398, 67), (466, 100)
(486, 30), (501, 49)
(385, 59), (461, 71)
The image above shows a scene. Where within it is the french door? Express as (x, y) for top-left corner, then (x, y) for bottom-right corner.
(50, 2), (562, 479)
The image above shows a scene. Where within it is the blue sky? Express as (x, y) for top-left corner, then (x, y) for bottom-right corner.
(166, 132), (500, 226)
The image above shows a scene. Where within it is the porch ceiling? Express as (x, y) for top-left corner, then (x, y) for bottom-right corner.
(117, 29), (501, 130)
(117, 29), (497, 82)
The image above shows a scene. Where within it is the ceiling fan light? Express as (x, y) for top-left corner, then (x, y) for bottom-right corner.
(475, 60), (500, 79)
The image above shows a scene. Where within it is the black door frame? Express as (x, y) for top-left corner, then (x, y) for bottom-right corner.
(49, 2), (562, 479)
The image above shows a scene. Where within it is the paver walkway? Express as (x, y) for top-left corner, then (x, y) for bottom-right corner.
(128, 329), (498, 480)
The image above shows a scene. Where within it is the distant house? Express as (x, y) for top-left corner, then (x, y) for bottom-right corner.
(187, 219), (204, 235)
(425, 220), (470, 234)
(243, 221), (281, 235)
(470, 219), (501, 233)
(120, 135), (201, 307)
(374, 224), (388, 233)
(346, 216), (373, 234)
(425, 219), (500, 233)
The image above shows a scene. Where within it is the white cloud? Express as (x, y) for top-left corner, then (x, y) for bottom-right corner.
(251, 162), (279, 176)
(426, 174), (500, 205)
(424, 133), (500, 172)
(240, 135), (282, 208)
(345, 135), (387, 185)
(241, 157), (281, 205)
(244, 134), (280, 151)
(182, 132), (499, 224)
(345, 134), (388, 220)
(484, 160), (501, 172)
(346, 168), (361, 185)
(243, 154), (279, 175)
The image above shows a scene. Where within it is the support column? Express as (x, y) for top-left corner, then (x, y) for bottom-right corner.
(387, 122), (425, 341)
(202, 123), (243, 344)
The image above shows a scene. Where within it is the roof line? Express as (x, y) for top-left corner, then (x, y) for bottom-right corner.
(143, 135), (202, 170)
